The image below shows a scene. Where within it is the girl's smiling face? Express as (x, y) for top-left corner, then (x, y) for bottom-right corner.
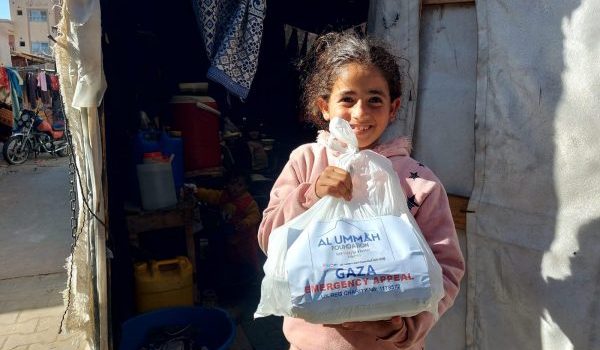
(318, 63), (401, 149)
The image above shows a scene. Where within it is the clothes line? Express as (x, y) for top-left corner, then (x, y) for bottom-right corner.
(11, 65), (56, 73)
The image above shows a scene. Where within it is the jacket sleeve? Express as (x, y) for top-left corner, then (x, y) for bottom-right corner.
(386, 181), (465, 348)
(257, 148), (320, 253)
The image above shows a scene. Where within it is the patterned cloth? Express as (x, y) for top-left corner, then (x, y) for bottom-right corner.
(192, 0), (266, 99)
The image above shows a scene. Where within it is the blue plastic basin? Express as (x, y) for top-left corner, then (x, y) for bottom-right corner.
(119, 306), (236, 350)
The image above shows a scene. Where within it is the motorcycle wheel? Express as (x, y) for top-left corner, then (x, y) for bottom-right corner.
(56, 134), (70, 157)
(2, 135), (32, 165)
(57, 146), (70, 157)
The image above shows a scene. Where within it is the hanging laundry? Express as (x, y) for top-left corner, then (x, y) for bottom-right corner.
(50, 74), (60, 91)
(26, 72), (38, 109)
(40, 72), (51, 105)
(192, 0), (266, 99)
(37, 71), (48, 92)
(6, 67), (24, 127)
(49, 74), (63, 120)
(45, 73), (51, 91)
(0, 67), (10, 105)
(0, 67), (9, 88)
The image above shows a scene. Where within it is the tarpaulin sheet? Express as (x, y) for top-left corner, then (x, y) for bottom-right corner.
(468, 0), (600, 349)
(368, 0), (421, 144)
(412, 4), (477, 198)
(369, 3), (472, 349)
(417, 6), (476, 349)
(373, 1), (600, 349)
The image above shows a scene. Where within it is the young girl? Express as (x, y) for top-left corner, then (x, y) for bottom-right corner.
(257, 32), (465, 350)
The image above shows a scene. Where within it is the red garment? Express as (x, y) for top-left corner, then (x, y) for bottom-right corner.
(50, 75), (60, 91)
(0, 67), (8, 89)
(220, 192), (261, 270)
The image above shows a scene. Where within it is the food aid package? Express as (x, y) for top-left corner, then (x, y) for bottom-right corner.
(254, 117), (444, 324)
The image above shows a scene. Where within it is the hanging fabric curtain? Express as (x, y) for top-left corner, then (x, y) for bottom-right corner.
(53, 0), (108, 348)
(191, 0), (266, 99)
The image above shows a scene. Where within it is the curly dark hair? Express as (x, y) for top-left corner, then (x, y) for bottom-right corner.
(297, 31), (402, 129)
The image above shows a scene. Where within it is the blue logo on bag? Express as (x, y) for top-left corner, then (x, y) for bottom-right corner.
(317, 232), (381, 247)
(335, 264), (377, 278)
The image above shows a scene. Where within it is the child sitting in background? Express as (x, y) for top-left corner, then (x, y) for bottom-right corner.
(186, 172), (262, 276)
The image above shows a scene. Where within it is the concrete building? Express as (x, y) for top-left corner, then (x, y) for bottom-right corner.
(0, 19), (14, 66)
(9, 0), (60, 56)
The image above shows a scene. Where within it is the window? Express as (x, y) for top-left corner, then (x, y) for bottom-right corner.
(19, 41), (25, 47)
(28, 10), (47, 22)
(31, 41), (50, 55)
(17, 10), (23, 16)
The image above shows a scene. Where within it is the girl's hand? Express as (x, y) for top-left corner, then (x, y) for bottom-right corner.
(315, 166), (352, 201)
(324, 316), (406, 342)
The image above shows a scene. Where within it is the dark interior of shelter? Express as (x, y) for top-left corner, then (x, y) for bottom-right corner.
(99, 0), (369, 348)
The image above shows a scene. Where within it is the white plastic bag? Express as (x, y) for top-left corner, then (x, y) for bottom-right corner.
(254, 118), (444, 324)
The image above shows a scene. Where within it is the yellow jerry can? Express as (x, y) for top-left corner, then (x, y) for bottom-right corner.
(134, 256), (194, 313)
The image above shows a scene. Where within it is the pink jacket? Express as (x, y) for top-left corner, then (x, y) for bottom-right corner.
(257, 137), (465, 350)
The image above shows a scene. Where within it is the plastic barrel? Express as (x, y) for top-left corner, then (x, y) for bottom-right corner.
(170, 96), (221, 173)
(119, 307), (236, 350)
(130, 130), (162, 204)
(137, 162), (177, 211)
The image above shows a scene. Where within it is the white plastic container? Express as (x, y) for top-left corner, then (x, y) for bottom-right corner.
(137, 162), (177, 211)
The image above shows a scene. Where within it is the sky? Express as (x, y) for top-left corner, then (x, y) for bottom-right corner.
(0, 0), (9, 20)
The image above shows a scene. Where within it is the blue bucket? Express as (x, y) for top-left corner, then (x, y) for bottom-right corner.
(119, 307), (236, 350)
(160, 131), (184, 194)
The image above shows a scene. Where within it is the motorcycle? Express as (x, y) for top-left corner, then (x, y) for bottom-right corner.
(2, 108), (69, 165)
